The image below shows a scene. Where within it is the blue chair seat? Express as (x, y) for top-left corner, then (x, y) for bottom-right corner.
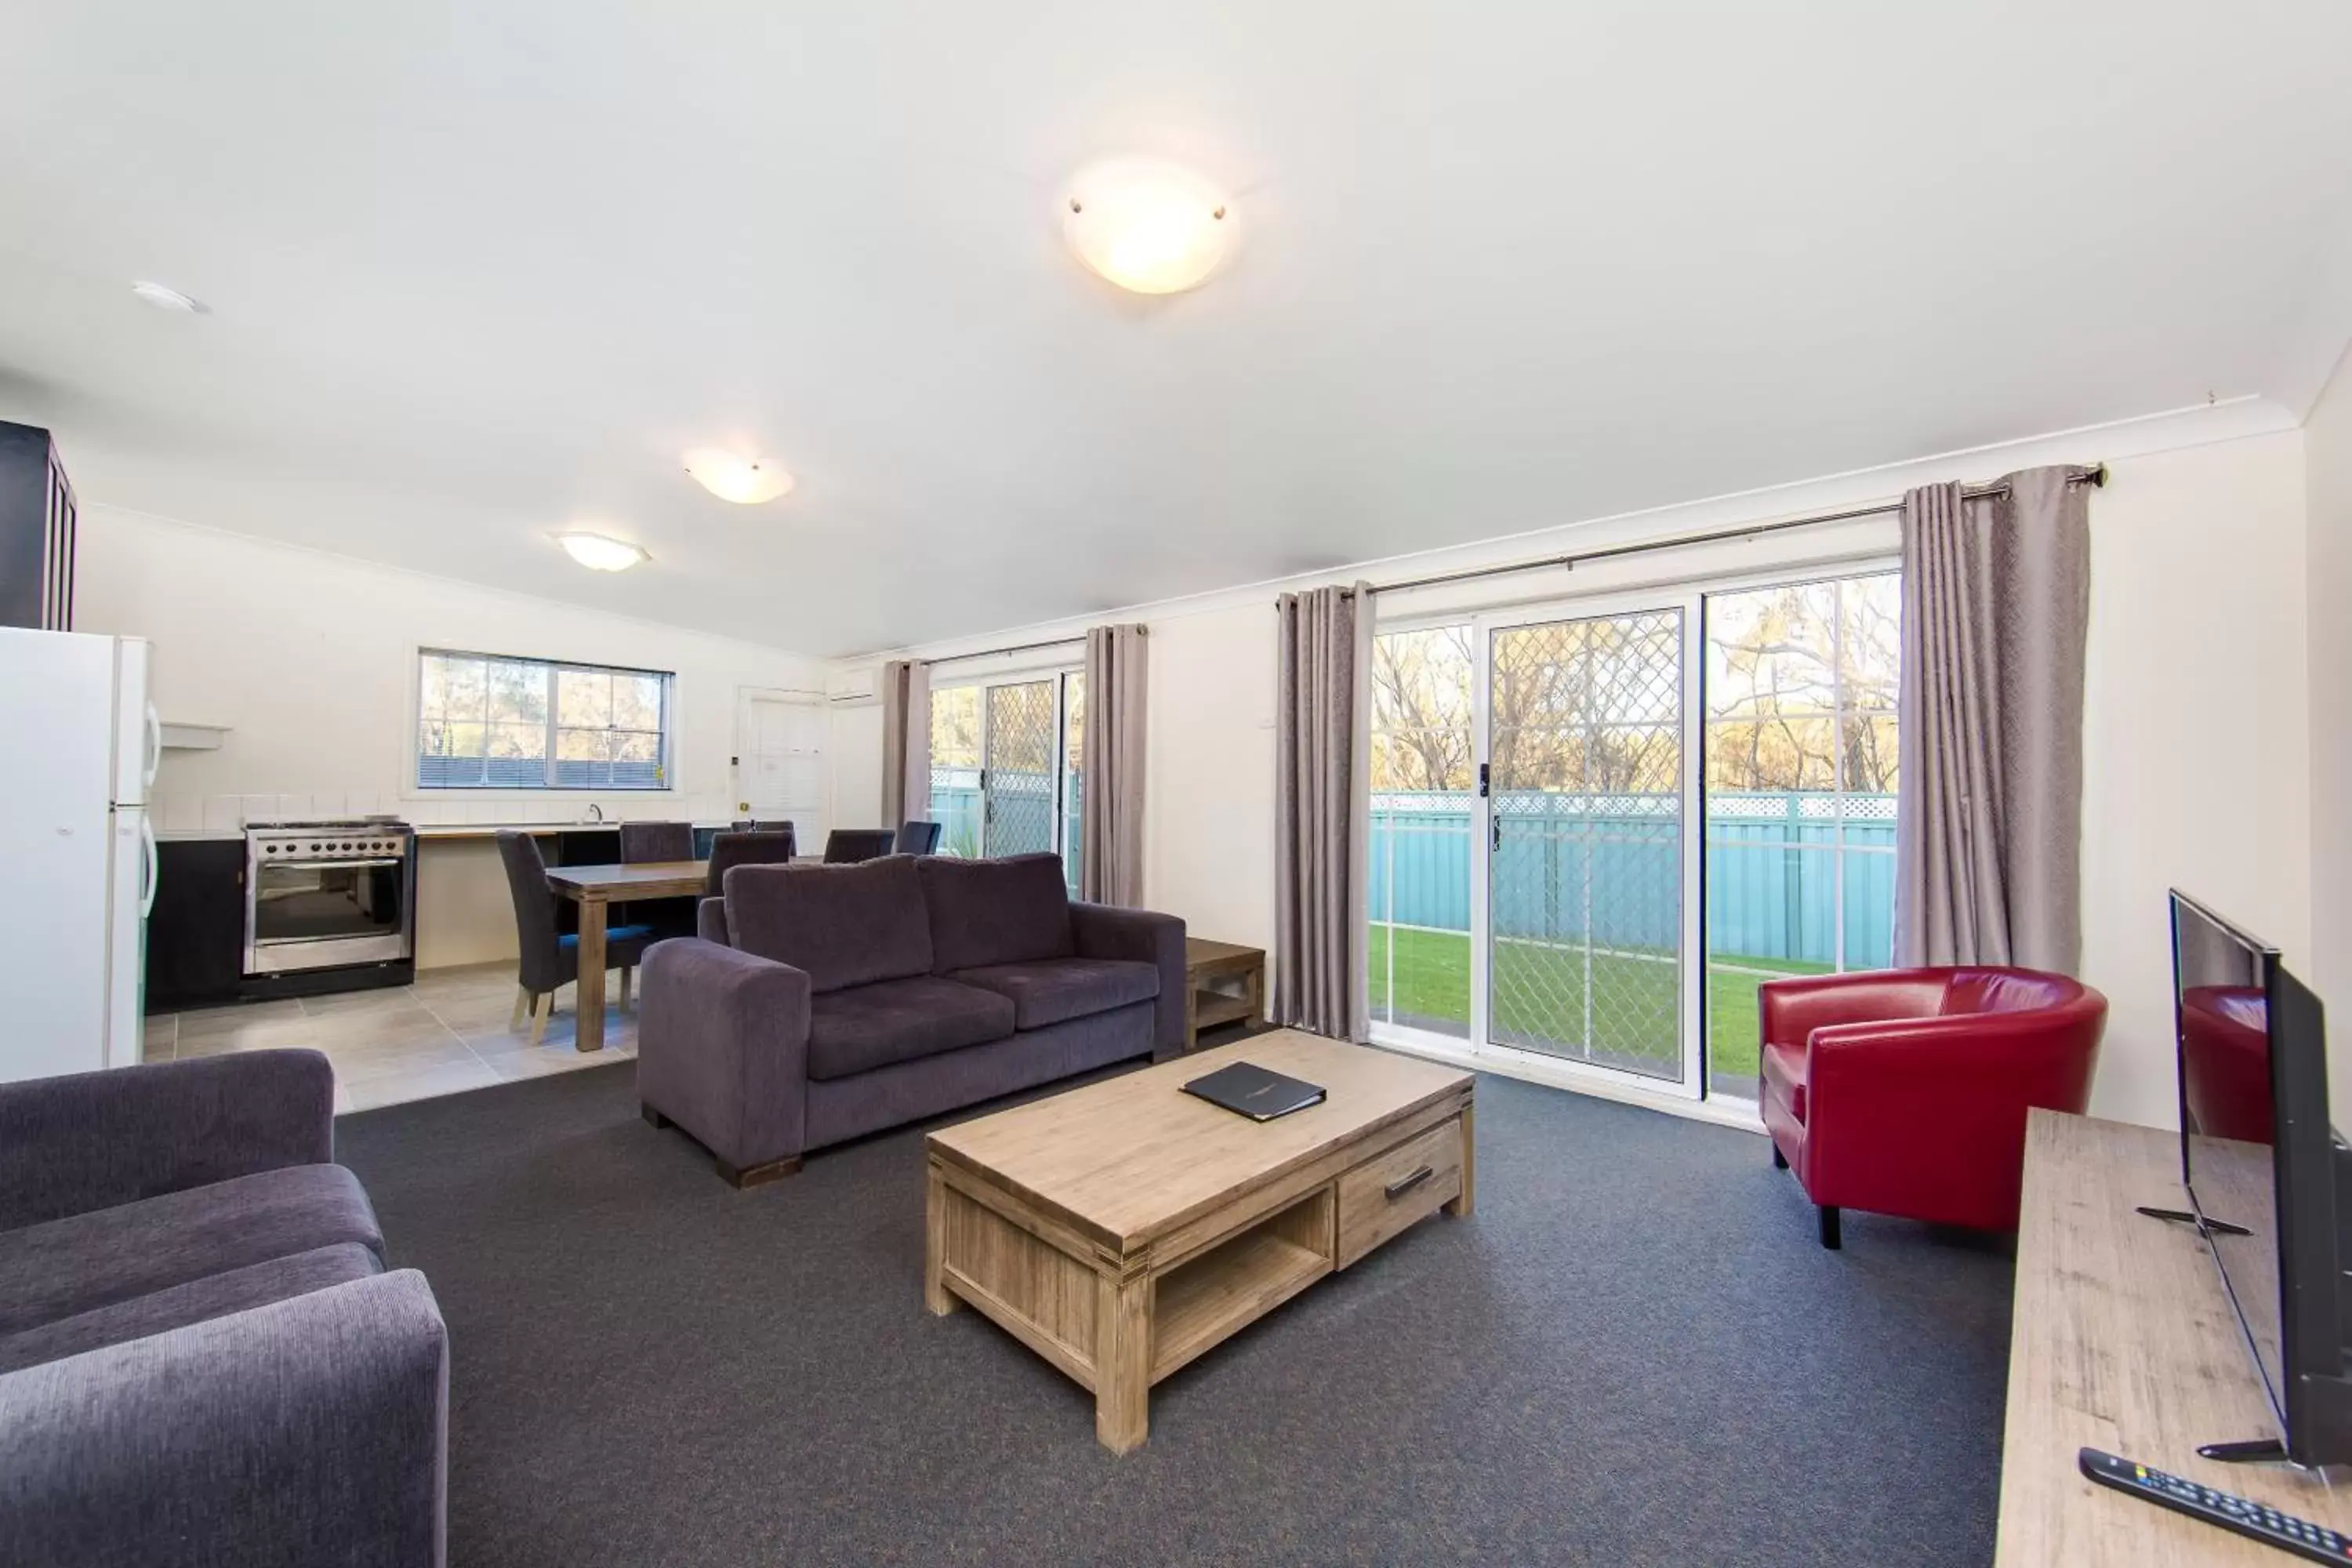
(558, 925), (655, 950)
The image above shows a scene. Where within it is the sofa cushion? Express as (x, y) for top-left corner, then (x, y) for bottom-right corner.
(1760, 1040), (1808, 1123)
(0, 1163), (383, 1338)
(948, 957), (1160, 1032)
(805, 976), (1017, 1081)
(916, 853), (1074, 973)
(0, 1240), (380, 1375)
(724, 857), (933, 994)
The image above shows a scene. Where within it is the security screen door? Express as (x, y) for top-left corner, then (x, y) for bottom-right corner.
(981, 679), (1059, 856)
(1483, 598), (1700, 1094)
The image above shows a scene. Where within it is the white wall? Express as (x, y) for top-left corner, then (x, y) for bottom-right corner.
(75, 506), (827, 966)
(865, 409), (2322, 1129)
(2078, 434), (2312, 1125)
(2308, 345), (2352, 1126)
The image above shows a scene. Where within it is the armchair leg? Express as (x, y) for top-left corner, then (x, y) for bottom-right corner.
(1818, 1204), (1842, 1250)
(1771, 1142), (1788, 1171)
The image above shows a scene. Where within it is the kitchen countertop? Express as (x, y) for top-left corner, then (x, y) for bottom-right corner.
(156, 822), (738, 844)
(413, 822), (735, 842)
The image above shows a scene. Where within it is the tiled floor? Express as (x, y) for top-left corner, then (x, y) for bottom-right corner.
(142, 962), (638, 1114)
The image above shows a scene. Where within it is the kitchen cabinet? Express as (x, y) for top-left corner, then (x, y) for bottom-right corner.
(146, 840), (246, 1012)
(0, 419), (76, 631)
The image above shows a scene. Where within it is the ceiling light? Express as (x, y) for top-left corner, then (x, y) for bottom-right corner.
(554, 532), (648, 572)
(130, 280), (209, 314)
(684, 448), (793, 505)
(1062, 158), (1235, 295)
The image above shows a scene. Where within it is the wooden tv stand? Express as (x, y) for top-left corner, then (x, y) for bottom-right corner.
(1997, 1109), (2352, 1563)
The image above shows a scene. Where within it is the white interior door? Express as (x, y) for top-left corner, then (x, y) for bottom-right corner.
(736, 690), (827, 844)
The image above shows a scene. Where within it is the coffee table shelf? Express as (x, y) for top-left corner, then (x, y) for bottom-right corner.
(1152, 1189), (1334, 1382)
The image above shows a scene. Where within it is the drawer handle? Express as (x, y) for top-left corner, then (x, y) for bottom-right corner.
(1384, 1165), (1435, 1202)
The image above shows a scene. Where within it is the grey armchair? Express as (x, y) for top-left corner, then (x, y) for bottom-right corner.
(822, 828), (898, 864)
(0, 1051), (448, 1566)
(497, 830), (655, 1044)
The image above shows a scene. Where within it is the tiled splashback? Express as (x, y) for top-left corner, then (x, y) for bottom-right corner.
(155, 791), (743, 833)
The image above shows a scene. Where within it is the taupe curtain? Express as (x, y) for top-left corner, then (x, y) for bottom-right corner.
(1080, 624), (1149, 906)
(879, 659), (931, 826)
(1894, 466), (2091, 972)
(1274, 583), (1371, 1040)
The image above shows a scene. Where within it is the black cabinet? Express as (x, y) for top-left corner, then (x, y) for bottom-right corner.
(0, 419), (76, 631)
(146, 839), (247, 1012)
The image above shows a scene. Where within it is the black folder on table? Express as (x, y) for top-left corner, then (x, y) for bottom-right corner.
(1181, 1061), (1327, 1122)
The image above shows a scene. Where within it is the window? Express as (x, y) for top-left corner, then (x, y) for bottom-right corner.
(1701, 572), (1900, 1099)
(416, 649), (674, 790)
(1367, 624), (1475, 1040)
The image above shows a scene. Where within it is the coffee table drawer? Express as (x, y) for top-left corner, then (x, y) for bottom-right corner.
(1336, 1115), (1463, 1269)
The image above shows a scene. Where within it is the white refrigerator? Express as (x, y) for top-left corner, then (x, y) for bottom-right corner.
(0, 628), (158, 1083)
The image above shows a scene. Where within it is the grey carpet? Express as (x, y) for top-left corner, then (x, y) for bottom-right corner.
(334, 1059), (2014, 1568)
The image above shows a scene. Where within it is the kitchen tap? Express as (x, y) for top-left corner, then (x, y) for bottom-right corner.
(583, 803), (604, 823)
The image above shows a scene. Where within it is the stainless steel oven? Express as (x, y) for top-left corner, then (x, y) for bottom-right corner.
(244, 818), (416, 976)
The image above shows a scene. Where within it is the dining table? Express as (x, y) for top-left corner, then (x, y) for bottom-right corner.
(542, 859), (708, 1053)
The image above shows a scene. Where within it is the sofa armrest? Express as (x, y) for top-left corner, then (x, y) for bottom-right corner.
(695, 896), (731, 946)
(0, 1269), (448, 1567)
(637, 938), (812, 1172)
(0, 1050), (336, 1232)
(1070, 902), (1188, 1062)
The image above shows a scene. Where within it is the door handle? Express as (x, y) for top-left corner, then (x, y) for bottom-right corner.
(140, 815), (160, 918)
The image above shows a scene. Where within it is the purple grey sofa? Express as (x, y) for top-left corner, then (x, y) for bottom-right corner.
(637, 852), (1185, 1186)
(0, 1050), (448, 1566)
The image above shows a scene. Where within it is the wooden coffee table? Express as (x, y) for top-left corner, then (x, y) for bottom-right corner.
(924, 1030), (1474, 1453)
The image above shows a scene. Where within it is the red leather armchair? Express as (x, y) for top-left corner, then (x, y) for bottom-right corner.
(1758, 967), (2107, 1248)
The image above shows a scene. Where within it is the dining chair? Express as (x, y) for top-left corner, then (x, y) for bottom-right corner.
(704, 830), (797, 898)
(616, 820), (698, 941)
(892, 820), (943, 855)
(495, 831), (655, 1045)
(619, 821), (694, 863)
(822, 828), (898, 864)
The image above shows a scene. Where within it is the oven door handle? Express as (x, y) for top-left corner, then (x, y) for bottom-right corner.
(268, 856), (408, 871)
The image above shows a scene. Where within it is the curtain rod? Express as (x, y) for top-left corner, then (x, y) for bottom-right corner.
(1304, 463), (2107, 601)
(914, 626), (1148, 668)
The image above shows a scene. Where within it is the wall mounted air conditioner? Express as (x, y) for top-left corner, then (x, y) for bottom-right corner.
(825, 667), (878, 706)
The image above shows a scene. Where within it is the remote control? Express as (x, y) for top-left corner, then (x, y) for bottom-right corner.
(2079, 1447), (2352, 1562)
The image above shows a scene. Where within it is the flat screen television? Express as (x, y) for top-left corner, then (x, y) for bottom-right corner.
(2166, 889), (2352, 1465)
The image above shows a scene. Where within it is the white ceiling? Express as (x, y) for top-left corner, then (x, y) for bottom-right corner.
(4, 2), (2349, 657)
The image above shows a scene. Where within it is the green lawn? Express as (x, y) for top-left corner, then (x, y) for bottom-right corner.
(1366, 924), (1829, 1083)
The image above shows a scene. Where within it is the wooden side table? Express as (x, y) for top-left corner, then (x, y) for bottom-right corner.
(1182, 938), (1265, 1053)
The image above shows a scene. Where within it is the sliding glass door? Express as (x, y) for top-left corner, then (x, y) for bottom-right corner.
(1370, 592), (1703, 1098)
(1367, 564), (1898, 1109)
(928, 670), (1085, 890)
